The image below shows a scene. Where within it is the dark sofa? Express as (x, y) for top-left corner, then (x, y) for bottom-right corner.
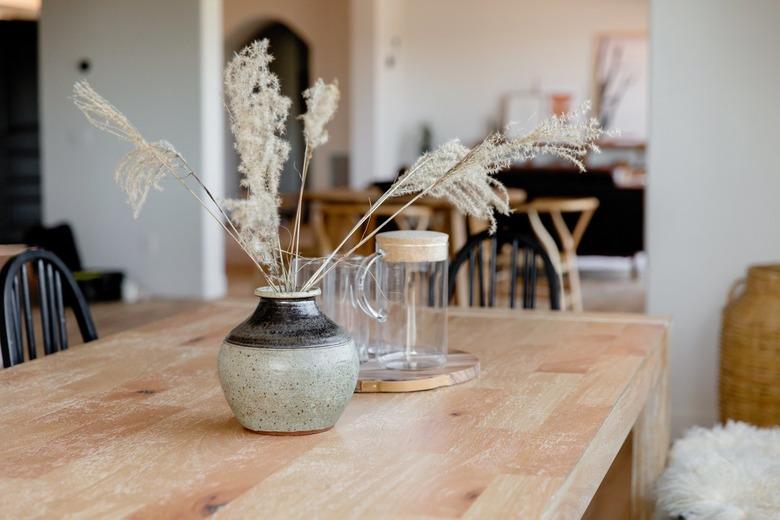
(374, 165), (644, 258)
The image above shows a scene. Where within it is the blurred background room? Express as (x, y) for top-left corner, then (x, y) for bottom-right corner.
(2, 0), (779, 518)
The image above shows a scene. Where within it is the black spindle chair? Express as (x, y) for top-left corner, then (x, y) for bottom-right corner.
(448, 229), (561, 310)
(0, 249), (97, 368)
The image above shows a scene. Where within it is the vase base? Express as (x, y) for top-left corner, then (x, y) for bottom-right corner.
(244, 426), (333, 436)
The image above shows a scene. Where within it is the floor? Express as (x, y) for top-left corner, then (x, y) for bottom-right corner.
(581, 269), (646, 313)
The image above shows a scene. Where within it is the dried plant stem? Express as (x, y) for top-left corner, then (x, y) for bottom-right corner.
(180, 179), (281, 292)
(178, 176), (276, 289)
(303, 188), (426, 289)
(187, 167), (245, 250)
(300, 154), (439, 291)
(276, 236), (290, 291)
(288, 144), (312, 289)
(149, 147), (281, 291)
(303, 145), (485, 289)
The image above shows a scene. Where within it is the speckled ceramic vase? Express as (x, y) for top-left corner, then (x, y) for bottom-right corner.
(218, 287), (359, 435)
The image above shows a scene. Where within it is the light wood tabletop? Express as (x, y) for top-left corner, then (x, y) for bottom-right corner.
(0, 303), (668, 519)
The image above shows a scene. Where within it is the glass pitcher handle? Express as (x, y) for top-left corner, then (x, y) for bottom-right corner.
(356, 252), (387, 322)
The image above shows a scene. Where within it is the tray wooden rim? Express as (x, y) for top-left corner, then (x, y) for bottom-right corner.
(355, 349), (479, 393)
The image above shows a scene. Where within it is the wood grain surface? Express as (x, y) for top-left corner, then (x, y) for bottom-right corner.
(356, 350), (479, 393)
(0, 303), (669, 519)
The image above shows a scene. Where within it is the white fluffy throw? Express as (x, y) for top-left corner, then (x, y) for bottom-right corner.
(656, 421), (780, 520)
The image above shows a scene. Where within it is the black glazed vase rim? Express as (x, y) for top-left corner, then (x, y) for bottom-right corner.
(253, 286), (321, 300)
(224, 286), (350, 350)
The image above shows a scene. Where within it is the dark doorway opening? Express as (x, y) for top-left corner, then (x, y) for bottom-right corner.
(0, 20), (40, 243)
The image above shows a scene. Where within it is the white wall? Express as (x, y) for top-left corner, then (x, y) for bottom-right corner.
(349, 0), (407, 188)
(648, 0), (780, 436)
(40, 0), (226, 298)
(349, 0), (378, 188)
(352, 0), (648, 185)
(199, 0), (227, 298)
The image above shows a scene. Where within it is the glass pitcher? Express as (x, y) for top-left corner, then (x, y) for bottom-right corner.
(357, 231), (448, 370)
(294, 256), (370, 363)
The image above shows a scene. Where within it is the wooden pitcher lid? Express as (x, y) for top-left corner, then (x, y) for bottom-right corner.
(375, 230), (448, 262)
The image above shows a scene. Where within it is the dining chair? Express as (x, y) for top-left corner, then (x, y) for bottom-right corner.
(448, 229), (561, 310)
(470, 196), (599, 311)
(522, 197), (599, 311)
(0, 248), (97, 368)
(310, 202), (433, 256)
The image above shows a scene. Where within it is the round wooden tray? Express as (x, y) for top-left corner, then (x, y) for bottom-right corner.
(355, 350), (479, 393)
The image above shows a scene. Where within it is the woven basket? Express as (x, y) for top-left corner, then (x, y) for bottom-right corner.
(720, 265), (780, 426)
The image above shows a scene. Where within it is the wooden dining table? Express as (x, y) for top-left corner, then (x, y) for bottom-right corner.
(0, 302), (669, 519)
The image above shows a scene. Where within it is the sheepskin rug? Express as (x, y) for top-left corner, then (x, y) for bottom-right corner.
(656, 421), (780, 520)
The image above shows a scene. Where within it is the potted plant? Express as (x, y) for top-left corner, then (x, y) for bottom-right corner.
(73, 40), (604, 434)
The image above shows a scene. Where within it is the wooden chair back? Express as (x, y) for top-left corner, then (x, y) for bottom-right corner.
(469, 196), (599, 311)
(0, 249), (97, 368)
(310, 202), (433, 256)
(522, 197), (599, 311)
(525, 197), (600, 254)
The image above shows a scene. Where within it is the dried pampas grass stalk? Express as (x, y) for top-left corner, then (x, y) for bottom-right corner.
(73, 81), (177, 217)
(300, 79), (340, 150)
(222, 39), (293, 287)
(72, 80), (279, 289)
(502, 102), (604, 172)
(288, 78), (340, 288)
(224, 39), (290, 198)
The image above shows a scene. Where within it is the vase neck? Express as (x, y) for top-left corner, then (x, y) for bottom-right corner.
(254, 286), (321, 299)
(225, 292), (348, 349)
